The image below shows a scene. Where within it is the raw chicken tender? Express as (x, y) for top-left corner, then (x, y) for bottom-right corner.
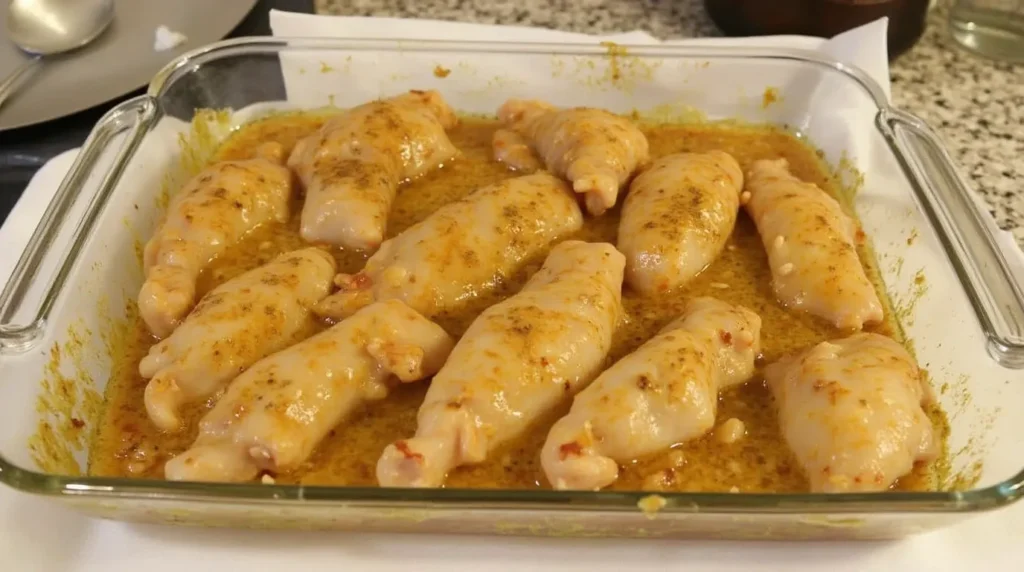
(377, 240), (624, 488)
(618, 151), (743, 295)
(140, 248), (336, 432)
(541, 297), (761, 490)
(139, 143), (293, 339)
(495, 99), (649, 215)
(765, 333), (937, 493)
(314, 172), (583, 322)
(744, 158), (883, 330)
(165, 300), (454, 482)
(289, 90), (458, 251)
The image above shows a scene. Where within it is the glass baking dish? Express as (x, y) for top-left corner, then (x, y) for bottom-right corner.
(1, 37), (1022, 540)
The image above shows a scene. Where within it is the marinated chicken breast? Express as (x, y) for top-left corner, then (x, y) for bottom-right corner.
(377, 240), (624, 488)
(495, 99), (649, 215)
(289, 90), (459, 251)
(139, 143), (293, 339)
(744, 158), (883, 330)
(164, 300), (454, 483)
(765, 333), (938, 493)
(140, 248), (336, 432)
(541, 297), (761, 491)
(314, 172), (584, 322)
(618, 152), (744, 295)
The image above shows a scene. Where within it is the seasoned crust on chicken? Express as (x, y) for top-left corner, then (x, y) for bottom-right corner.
(744, 158), (883, 330)
(618, 151), (743, 295)
(495, 99), (649, 215)
(765, 333), (937, 493)
(288, 90), (459, 251)
(313, 172), (583, 322)
(165, 300), (453, 483)
(140, 248), (335, 432)
(541, 297), (761, 491)
(139, 143), (293, 339)
(377, 240), (624, 488)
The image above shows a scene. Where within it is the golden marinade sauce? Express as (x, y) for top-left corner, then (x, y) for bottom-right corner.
(89, 113), (945, 493)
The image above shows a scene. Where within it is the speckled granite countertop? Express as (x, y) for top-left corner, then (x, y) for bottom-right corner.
(317, 0), (1023, 243)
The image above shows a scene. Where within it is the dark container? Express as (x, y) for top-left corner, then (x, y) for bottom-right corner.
(703, 0), (932, 59)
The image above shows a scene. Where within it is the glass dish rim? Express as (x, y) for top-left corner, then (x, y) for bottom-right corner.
(1, 35), (1021, 515)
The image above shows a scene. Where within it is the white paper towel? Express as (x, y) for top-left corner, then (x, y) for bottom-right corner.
(268, 10), (889, 101)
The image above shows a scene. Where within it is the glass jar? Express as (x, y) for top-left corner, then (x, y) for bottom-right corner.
(703, 0), (933, 59)
(949, 0), (1024, 62)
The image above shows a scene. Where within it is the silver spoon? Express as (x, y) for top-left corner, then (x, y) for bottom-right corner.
(0, 0), (115, 111)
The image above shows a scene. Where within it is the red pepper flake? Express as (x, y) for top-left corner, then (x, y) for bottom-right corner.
(70, 418), (85, 429)
(395, 441), (423, 461)
(559, 442), (583, 460)
(337, 273), (373, 290)
(351, 273), (373, 289)
(719, 330), (733, 345)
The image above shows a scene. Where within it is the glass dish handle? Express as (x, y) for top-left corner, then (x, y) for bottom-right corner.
(881, 107), (1024, 369)
(0, 95), (157, 353)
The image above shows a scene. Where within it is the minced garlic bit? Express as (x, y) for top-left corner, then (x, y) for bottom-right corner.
(773, 235), (785, 249)
(778, 262), (795, 276)
(715, 417), (746, 444)
(739, 191), (752, 205)
(125, 442), (157, 475)
(261, 474), (276, 485)
(709, 282), (730, 289)
(729, 486), (740, 494)
(126, 461), (150, 475)
(737, 330), (755, 345)
(726, 244), (737, 251)
(637, 494), (667, 517)
(642, 469), (675, 492)
(668, 450), (686, 467)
